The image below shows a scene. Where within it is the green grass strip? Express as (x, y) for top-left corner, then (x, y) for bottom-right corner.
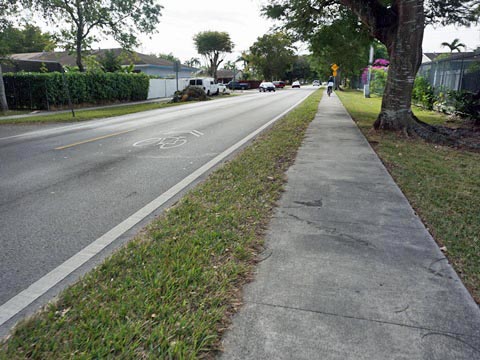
(0, 102), (188, 124)
(0, 90), (322, 359)
(337, 90), (480, 303)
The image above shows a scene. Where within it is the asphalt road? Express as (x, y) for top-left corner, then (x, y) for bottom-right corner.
(0, 87), (316, 335)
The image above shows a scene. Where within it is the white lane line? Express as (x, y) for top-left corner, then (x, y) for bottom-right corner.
(0, 90), (314, 328)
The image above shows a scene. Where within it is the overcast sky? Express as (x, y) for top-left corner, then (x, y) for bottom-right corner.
(64, 0), (480, 64)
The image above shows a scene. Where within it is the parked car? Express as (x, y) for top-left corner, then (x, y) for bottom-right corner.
(218, 83), (228, 94)
(259, 81), (276, 92)
(312, 80), (320, 86)
(186, 77), (219, 95)
(292, 81), (301, 88)
(227, 81), (249, 90)
(273, 81), (285, 88)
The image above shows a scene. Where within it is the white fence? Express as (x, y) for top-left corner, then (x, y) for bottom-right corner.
(147, 79), (187, 99)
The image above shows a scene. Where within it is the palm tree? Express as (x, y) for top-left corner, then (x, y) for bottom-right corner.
(441, 38), (466, 53)
(185, 57), (201, 68)
(237, 52), (251, 71)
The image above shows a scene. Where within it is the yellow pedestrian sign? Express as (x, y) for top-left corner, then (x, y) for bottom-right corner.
(331, 63), (339, 72)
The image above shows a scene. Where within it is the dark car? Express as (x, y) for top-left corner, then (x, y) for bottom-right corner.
(227, 81), (249, 90)
(273, 81), (285, 88)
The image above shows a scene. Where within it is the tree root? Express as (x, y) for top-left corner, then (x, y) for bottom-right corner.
(409, 114), (480, 151)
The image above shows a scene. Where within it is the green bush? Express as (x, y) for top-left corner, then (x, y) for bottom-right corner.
(412, 76), (436, 110)
(447, 89), (480, 123)
(370, 69), (387, 96)
(3, 72), (150, 109)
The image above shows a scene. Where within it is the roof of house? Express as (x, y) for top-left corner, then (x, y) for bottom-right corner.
(423, 52), (449, 62)
(423, 50), (479, 63)
(0, 58), (63, 73)
(216, 69), (243, 78)
(9, 48), (196, 70)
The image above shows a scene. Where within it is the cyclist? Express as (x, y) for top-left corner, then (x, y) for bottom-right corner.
(327, 76), (334, 97)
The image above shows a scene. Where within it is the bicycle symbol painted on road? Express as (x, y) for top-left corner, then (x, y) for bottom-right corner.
(133, 136), (187, 149)
(132, 130), (204, 150)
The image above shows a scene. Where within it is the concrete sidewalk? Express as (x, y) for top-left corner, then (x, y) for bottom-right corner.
(219, 92), (480, 359)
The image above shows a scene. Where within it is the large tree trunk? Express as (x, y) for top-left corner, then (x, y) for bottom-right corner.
(76, 40), (84, 72)
(373, 0), (424, 133)
(0, 64), (8, 113)
(76, 18), (85, 72)
(341, 0), (477, 148)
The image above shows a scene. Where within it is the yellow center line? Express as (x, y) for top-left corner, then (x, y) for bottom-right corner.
(55, 129), (136, 150)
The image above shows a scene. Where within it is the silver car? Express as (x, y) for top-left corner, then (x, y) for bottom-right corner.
(259, 81), (276, 92)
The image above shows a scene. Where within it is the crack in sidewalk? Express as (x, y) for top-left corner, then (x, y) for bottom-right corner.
(248, 300), (480, 343)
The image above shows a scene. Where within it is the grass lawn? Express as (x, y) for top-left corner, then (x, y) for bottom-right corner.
(337, 89), (480, 303)
(0, 101), (193, 124)
(0, 91), (322, 359)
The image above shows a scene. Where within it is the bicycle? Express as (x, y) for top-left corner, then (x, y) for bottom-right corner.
(327, 86), (333, 97)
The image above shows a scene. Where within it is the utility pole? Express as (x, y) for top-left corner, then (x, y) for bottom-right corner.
(364, 45), (374, 98)
(174, 61), (180, 92)
(232, 63), (236, 93)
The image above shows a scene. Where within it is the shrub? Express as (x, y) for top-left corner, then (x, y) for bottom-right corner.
(447, 90), (480, 123)
(370, 68), (388, 95)
(3, 72), (150, 110)
(412, 76), (436, 110)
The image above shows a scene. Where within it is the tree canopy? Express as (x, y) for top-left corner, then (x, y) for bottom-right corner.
(249, 32), (296, 81)
(0, 0), (18, 33)
(263, 0), (480, 142)
(184, 57), (201, 68)
(286, 55), (312, 82)
(157, 52), (179, 63)
(23, 0), (163, 71)
(309, 13), (373, 83)
(263, 0), (479, 40)
(0, 24), (55, 55)
(193, 31), (233, 80)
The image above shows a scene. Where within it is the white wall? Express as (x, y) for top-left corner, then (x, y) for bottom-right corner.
(148, 79), (188, 99)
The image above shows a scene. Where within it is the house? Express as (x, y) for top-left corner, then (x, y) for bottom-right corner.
(216, 69), (244, 83)
(419, 50), (480, 93)
(9, 48), (198, 78)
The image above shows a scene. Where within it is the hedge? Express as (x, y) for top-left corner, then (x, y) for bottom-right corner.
(3, 72), (150, 110)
